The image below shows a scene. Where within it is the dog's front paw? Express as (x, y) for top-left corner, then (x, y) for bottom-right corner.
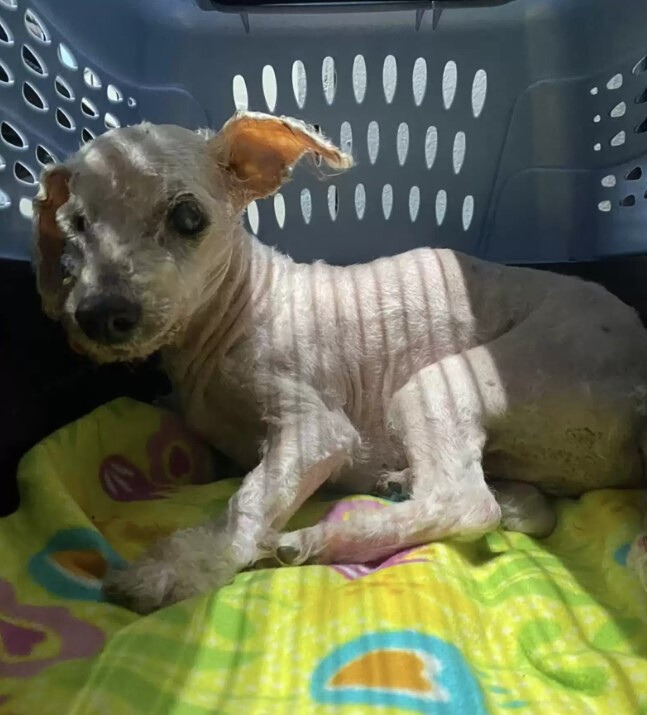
(103, 526), (239, 614)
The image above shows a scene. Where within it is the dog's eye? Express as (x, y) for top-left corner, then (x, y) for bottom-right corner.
(168, 198), (207, 237)
(72, 213), (86, 233)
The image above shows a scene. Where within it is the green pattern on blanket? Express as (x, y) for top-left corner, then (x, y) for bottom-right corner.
(1, 398), (647, 714)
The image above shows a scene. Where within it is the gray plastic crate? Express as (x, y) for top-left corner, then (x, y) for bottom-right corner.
(1, 0), (647, 265)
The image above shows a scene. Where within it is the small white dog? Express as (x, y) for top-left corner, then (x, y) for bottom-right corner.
(33, 111), (647, 613)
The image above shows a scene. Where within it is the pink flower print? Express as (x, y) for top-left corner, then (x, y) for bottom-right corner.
(0, 579), (104, 678)
(146, 414), (211, 487)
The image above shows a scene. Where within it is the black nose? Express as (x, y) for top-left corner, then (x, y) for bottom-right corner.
(75, 295), (141, 344)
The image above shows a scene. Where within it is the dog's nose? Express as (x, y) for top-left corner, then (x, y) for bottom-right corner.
(75, 295), (141, 344)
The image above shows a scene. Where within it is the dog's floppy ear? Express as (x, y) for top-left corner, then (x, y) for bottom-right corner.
(210, 112), (353, 206)
(33, 167), (71, 318)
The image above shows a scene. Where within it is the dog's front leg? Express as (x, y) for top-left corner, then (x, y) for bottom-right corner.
(103, 406), (359, 614)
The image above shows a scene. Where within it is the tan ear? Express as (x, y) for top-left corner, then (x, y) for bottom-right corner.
(33, 167), (71, 318)
(211, 112), (353, 205)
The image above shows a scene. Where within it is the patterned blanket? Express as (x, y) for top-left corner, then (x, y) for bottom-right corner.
(1, 398), (647, 714)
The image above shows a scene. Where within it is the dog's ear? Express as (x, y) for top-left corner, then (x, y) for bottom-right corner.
(210, 112), (353, 206)
(33, 167), (71, 318)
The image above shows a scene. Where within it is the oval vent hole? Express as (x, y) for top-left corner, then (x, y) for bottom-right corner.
(1, 121), (26, 148)
(55, 75), (74, 100)
(36, 144), (56, 165)
(14, 160), (36, 184)
(22, 44), (46, 76)
(56, 108), (75, 131)
(24, 9), (50, 44)
(23, 81), (47, 111)
(626, 166), (642, 180)
(620, 195), (636, 207)
(81, 97), (99, 118)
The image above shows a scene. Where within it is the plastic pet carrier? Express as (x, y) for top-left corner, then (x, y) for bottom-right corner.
(1, 0), (647, 266)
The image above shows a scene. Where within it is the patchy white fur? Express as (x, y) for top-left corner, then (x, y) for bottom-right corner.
(33, 112), (647, 613)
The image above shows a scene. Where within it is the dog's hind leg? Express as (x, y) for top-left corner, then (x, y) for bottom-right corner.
(276, 344), (508, 565)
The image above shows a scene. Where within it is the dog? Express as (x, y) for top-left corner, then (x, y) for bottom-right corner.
(33, 111), (647, 614)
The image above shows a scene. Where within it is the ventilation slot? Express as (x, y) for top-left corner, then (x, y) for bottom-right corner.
(247, 200), (259, 234)
(322, 56), (336, 105)
(598, 200), (611, 213)
(19, 197), (33, 219)
(104, 113), (120, 129)
(355, 183), (366, 220)
(56, 108), (75, 131)
(23, 81), (47, 111)
(636, 118), (647, 134)
(1, 121), (27, 149)
(367, 121), (379, 165)
(382, 184), (393, 220)
(633, 57), (647, 75)
(601, 174), (616, 187)
(81, 127), (95, 144)
(291, 60), (307, 109)
(83, 67), (101, 89)
(626, 166), (642, 180)
(262, 65), (277, 112)
(24, 10), (50, 44)
(382, 55), (397, 104)
(0, 17), (13, 45)
(425, 126), (438, 169)
(0, 61), (14, 86)
(14, 160), (36, 184)
(300, 189), (312, 225)
(396, 122), (409, 166)
(412, 58), (427, 107)
(81, 97), (99, 118)
(435, 190), (447, 226)
(409, 186), (420, 222)
(36, 145), (56, 165)
(55, 75), (74, 100)
(606, 73), (623, 90)
(610, 130), (626, 146)
(620, 195), (636, 207)
(22, 44), (47, 76)
(107, 84), (123, 104)
(57, 43), (77, 71)
(471, 69), (487, 118)
(453, 131), (466, 174)
(328, 185), (338, 221)
(442, 61), (457, 110)
(462, 195), (474, 231)
(352, 55), (366, 104)
(274, 193), (286, 228)
(636, 88), (647, 105)
(340, 121), (352, 154)
(232, 74), (248, 111)
(610, 101), (626, 118)
(0, 189), (10, 209)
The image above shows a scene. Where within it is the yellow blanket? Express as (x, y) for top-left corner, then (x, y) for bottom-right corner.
(1, 398), (647, 714)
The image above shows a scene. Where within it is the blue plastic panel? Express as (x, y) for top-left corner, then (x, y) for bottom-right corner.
(1, 0), (647, 264)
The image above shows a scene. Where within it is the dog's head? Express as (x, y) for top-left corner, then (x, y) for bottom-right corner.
(33, 112), (352, 362)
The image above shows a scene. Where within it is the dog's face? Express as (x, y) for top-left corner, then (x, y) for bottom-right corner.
(33, 112), (351, 362)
